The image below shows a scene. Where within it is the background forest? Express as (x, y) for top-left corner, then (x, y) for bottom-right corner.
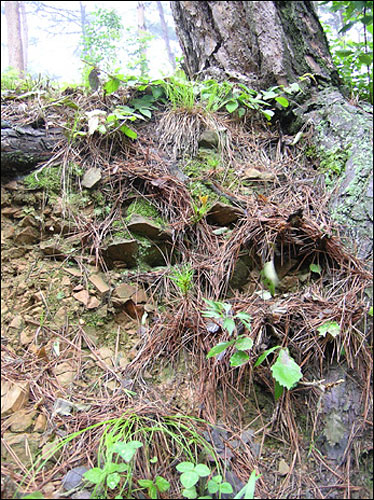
(1, 1), (373, 103)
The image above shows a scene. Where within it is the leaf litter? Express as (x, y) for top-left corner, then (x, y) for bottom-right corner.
(1, 82), (372, 499)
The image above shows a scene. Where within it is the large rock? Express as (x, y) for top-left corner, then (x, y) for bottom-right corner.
(102, 238), (138, 268)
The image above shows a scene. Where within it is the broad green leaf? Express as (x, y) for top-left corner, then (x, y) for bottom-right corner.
(113, 440), (142, 462)
(230, 350), (250, 367)
(271, 348), (302, 390)
(369, 306), (373, 317)
(335, 49), (354, 57)
(235, 312), (252, 330)
(84, 467), (105, 485)
(155, 476), (171, 492)
(254, 345), (281, 367)
(237, 107), (246, 118)
(120, 124), (138, 139)
(139, 108), (152, 119)
(261, 109), (275, 121)
(317, 321), (340, 338)
(358, 53), (373, 66)
(116, 463), (128, 473)
(226, 99), (239, 113)
(105, 462), (122, 474)
(275, 96), (289, 107)
(262, 90), (278, 100)
(220, 482), (234, 494)
(152, 85), (164, 98)
(309, 263), (321, 274)
(176, 462), (195, 473)
(194, 464), (211, 477)
(206, 341), (234, 359)
(149, 484), (158, 499)
(235, 336), (253, 351)
(274, 380), (284, 401)
(180, 471), (200, 488)
(285, 82), (301, 93)
(150, 456), (158, 463)
(223, 317), (236, 335)
(207, 480), (219, 494)
(138, 479), (154, 487)
(182, 487), (198, 499)
(103, 78), (121, 95)
(22, 493), (45, 499)
(107, 472), (121, 490)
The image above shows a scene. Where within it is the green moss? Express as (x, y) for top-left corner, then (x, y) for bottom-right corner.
(318, 146), (350, 190)
(125, 199), (165, 226)
(24, 166), (62, 193)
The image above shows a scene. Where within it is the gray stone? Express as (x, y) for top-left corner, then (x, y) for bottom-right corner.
(62, 466), (89, 491)
(198, 129), (220, 148)
(127, 214), (172, 241)
(82, 167), (102, 188)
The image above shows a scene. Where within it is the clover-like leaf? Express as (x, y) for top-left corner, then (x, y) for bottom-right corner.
(112, 440), (142, 462)
(180, 471), (200, 489)
(317, 321), (340, 338)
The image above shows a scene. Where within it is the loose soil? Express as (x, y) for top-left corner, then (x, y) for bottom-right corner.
(1, 84), (373, 499)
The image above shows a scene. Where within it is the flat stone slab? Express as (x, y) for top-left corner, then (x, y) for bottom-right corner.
(206, 202), (244, 226)
(127, 214), (172, 241)
(102, 238), (138, 268)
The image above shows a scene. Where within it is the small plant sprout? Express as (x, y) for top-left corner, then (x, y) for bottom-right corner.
(317, 321), (341, 338)
(83, 440), (142, 492)
(234, 470), (262, 499)
(261, 260), (279, 296)
(137, 476), (170, 499)
(254, 346), (303, 400)
(170, 263), (195, 296)
(203, 299), (253, 367)
(176, 461), (211, 499)
(191, 195), (210, 223)
(309, 263), (322, 275)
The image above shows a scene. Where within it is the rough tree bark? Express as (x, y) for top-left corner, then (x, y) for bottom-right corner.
(170, 0), (340, 88)
(171, 0), (373, 259)
(1, 121), (65, 182)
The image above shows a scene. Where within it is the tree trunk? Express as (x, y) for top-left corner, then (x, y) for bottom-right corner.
(1, 121), (65, 182)
(171, 1), (373, 260)
(4, 1), (25, 77)
(170, 0), (340, 89)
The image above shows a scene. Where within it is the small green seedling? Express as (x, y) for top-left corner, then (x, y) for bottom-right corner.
(254, 346), (302, 400)
(83, 440), (142, 491)
(203, 299), (253, 367)
(176, 461), (211, 499)
(138, 476), (170, 499)
(234, 470), (262, 499)
(170, 263), (195, 296)
(309, 263), (321, 275)
(317, 321), (340, 338)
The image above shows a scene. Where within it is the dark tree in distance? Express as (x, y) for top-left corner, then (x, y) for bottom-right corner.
(4, 1), (25, 76)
